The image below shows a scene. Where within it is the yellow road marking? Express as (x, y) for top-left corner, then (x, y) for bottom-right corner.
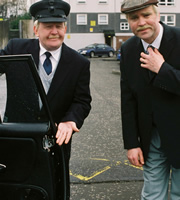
(70, 165), (111, 181)
(70, 158), (142, 181)
(124, 160), (143, 170)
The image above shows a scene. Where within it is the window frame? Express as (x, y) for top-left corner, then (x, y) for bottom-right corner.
(98, 0), (108, 4)
(160, 14), (176, 26)
(76, 14), (87, 25)
(120, 22), (129, 30)
(158, 0), (175, 6)
(77, 0), (86, 4)
(98, 14), (109, 25)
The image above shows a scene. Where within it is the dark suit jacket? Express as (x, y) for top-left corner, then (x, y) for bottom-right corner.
(0, 39), (91, 198)
(120, 22), (180, 168)
(0, 39), (91, 128)
(0, 39), (91, 191)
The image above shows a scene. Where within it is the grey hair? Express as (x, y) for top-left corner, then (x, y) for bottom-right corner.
(33, 20), (67, 29)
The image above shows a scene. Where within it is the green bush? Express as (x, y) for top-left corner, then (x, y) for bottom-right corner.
(10, 13), (31, 29)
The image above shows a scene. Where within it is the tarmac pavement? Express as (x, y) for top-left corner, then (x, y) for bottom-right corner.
(70, 181), (144, 200)
(69, 57), (144, 200)
(0, 56), (171, 200)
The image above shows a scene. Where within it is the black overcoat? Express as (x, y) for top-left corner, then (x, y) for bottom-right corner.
(0, 39), (91, 197)
(120, 22), (180, 168)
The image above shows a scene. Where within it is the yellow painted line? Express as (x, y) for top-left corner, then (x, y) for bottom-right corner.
(124, 160), (143, 170)
(70, 165), (111, 181)
(70, 158), (121, 181)
(70, 158), (142, 182)
(90, 158), (110, 162)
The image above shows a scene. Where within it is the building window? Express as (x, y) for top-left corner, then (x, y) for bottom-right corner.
(120, 14), (127, 20)
(99, 0), (108, 3)
(159, 0), (175, 6)
(77, 14), (87, 25)
(77, 0), (86, 4)
(98, 14), (108, 25)
(120, 22), (129, 30)
(160, 14), (176, 26)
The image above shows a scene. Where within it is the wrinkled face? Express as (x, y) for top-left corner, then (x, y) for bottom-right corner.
(34, 22), (67, 51)
(127, 5), (160, 44)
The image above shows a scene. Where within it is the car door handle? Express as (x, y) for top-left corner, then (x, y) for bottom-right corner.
(0, 163), (6, 173)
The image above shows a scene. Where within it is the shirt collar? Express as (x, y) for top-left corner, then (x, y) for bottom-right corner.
(141, 23), (164, 51)
(39, 43), (62, 62)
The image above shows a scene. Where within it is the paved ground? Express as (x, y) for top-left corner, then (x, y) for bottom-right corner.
(69, 57), (144, 200)
(0, 56), (171, 200)
(70, 181), (144, 200)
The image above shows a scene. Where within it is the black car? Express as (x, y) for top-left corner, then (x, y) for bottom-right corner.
(78, 43), (115, 58)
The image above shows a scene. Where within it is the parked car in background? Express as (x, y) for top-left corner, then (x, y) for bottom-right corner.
(117, 48), (121, 61)
(78, 43), (115, 58)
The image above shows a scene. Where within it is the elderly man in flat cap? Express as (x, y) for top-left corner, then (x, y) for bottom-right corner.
(0, 0), (91, 199)
(120, 0), (180, 199)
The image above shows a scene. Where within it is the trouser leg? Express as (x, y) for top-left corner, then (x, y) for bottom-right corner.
(170, 167), (180, 200)
(141, 128), (170, 200)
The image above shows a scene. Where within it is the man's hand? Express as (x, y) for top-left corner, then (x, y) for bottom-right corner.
(140, 47), (165, 74)
(56, 121), (79, 146)
(127, 147), (144, 167)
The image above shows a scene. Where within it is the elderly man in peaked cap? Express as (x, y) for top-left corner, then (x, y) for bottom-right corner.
(0, 0), (91, 199)
(120, 0), (180, 199)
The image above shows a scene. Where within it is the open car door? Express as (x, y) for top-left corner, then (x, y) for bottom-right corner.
(0, 55), (66, 200)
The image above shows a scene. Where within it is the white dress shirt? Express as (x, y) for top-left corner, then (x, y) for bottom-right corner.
(141, 23), (164, 51)
(38, 43), (62, 108)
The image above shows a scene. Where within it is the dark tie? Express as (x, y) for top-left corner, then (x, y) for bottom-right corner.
(43, 52), (52, 75)
(146, 45), (155, 54)
(145, 45), (155, 80)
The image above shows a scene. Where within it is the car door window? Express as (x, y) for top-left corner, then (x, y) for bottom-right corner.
(0, 55), (65, 200)
(0, 58), (40, 123)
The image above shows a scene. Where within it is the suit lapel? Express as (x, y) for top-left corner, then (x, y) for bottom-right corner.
(146, 23), (174, 82)
(159, 23), (174, 61)
(30, 40), (40, 68)
(47, 43), (72, 102)
(135, 38), (151, 82)
(140, 23), (175, 83)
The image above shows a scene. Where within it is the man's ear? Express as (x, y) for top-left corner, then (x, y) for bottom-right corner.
(64, 25), (67, 34)
(33, 26), (39, 37)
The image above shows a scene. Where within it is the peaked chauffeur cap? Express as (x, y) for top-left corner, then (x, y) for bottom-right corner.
(121, 0), (159, 13)
(29, 0), (70, 22)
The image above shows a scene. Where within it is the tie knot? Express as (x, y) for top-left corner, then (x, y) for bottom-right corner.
(45, 51), (51, 58)
(145, 45), (155, 54)
(147, 45), (155, 50)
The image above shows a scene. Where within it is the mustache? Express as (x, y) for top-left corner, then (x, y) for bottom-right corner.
(136, 25), (152, 32)
(49, 35), (60, 39)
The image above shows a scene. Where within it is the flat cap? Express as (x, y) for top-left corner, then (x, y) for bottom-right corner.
(121, 0), (158, 13)
(30, 0), (70, 22)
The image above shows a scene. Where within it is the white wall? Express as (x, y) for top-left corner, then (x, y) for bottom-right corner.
(30, 0), (180, 14)
(159, 3), (180, 13)
(64, 0), (122, 13)
(64, 33), (105, 50)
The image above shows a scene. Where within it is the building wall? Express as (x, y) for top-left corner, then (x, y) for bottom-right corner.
(176, 14), (180, 27)
(67, 13), (118, 33)
(0, 20), (9, 49)
(19, 20), (34, 39)
(64, 33), (105, 50)
(27, 0), (180, 51)
(64, 0), (122, 13)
